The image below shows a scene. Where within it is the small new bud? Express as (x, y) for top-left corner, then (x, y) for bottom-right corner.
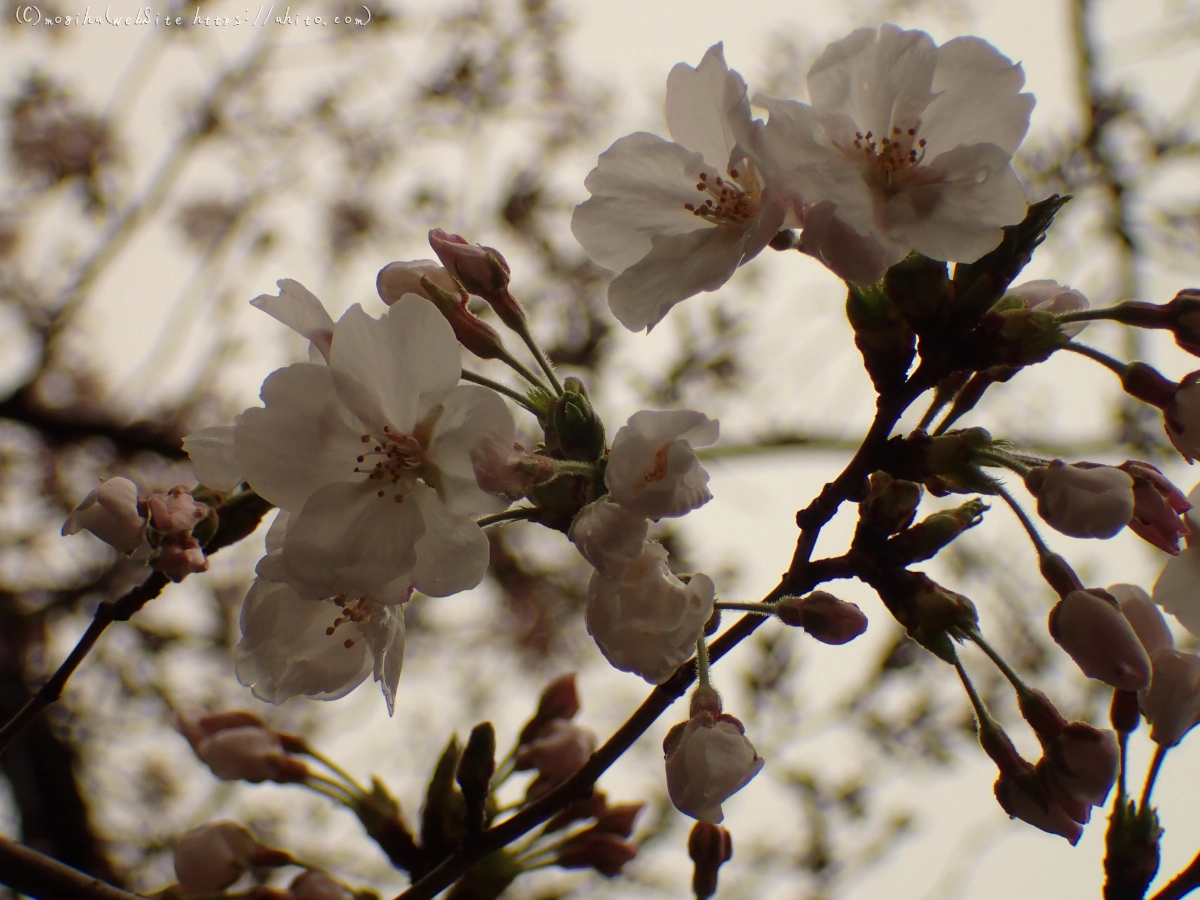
(887, 498), (987, 562)
(859, 472), (923, 535)
(456, 722), (496, 833)
(1111, 690), (1141, 735)
(775, 592), (868, 645)
(688, 821), (733, 900)
(550, 378), (606, 462)
(1049, 590), (1152, 691)
(518, 673), (582, 745)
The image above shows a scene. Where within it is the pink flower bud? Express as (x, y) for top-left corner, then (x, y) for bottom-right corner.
(775, 591), (868, 644)
(518, 673), (581, 746)
(173, 821), (260, 896)
(178, 712), (307, 783)
(556, 833), (638, 877)
(1008, 279), (1090, 337)
(289, 872), (354, 900)
(993, 766), (1083, 845)
(147, 485), (209, 534)
(1109, 583), (1174, 655)
(1141, 648), (1200, 747)
(688, 821), (733, 900)
(61, 476), (146, 553)
(665, 711), (764, 823)
(1044, 722), (1119, 807)
(514, 719), (597, 785)
(1119, 461), (1191, 554)
(1025, 461), (1134, 539)
(428, 229), (525, 329)
(589, 802), (644, 838)
(470, 436), (557, 501)
(376, 260), (464, 306)
(568, 497), (649, 579)
(150, 534), (209, 582)
(1049, 589), (1152, 691)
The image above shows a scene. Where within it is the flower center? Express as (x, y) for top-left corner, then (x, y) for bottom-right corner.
(640, 444), (671, 486)
(847, 125), (927, 192)
(353, 421), (434, 502)
(324, 594), (370, 648)
(683, 159), (763, 225)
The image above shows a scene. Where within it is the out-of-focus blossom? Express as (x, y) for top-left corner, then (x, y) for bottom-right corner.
(376, 259), (464, 306)
(556, 833), (639, 877)
(178, 711), (307, 783)
(1048, 589), (1151, 691)
(1008, 280), (1090, 338)
(1110, 583), (1174, 655)
(1120, 461), (1191, 555)
(664, 710), (764, 823)
(586, 542), (715, 684)
(1141, 648), (1200, 748)
(61, 476), (146, 553)
(516, 719), (597, 793)
(568, 497), (649, 579)
(688, 822), (734, 900)
(745, 24), (1033, 284)
(605, 410), (719, 520)
(1166, 374), (1200, 461)
(173, 822), (261, 896)
(183, 423), (242, 492)
(1025, 461), (1134, 540)
(290, 872), (355, 900)
(572, 44), (789, 332)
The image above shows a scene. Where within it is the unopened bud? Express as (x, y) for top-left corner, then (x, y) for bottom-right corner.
(972, 307), (1071, 368)
(514, 719), (595, 786)
(590, 802), (644, 839)
(846, 282), (916, 393)
(150, 534), (209, 583)
(289, 872), (354, 900)
(147, 485), (210, 535)
(883, 253), (952, 332)
(178, 711), (308, 784)
(1111, 690), (1141, 735)
(1025, 461), (1134, 540)
(556, 833), (638, 877)
(173, 821), (261, 896)
(376, 259), (464, 306)
(859, 472), (923, 535)
(1045, 722), (1119, 807)
(775, 592), (868, 645)
(428, 228), (525, 328)
(887, 498), (987, 562)
(688, 821), (733, 900)
(1049, 590), (1151, 691)
(1119, 461), (1192, 555)
(419, 275), (509, 361)
(549, 378), (606, 462)
(456, 722), (496, 833)
(518, 673), (581, 745)
(1121, 361), (1177, 409)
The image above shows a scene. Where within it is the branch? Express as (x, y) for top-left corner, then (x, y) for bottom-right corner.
(1151, 851), (1200, 900)
(0, 835), (144, 900)
(0, 490), (273, 755)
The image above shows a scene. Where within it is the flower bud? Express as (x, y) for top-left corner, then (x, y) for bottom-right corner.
(518, 673), (582, 746)
(859, 472), (923, 536)
(418, 275), (509, 362)
(688, 821), (733, 900)
(515, 719), (596, 786)
(1119, 461), (1192, 554)
(1111, 690), (1141, 735)
(556, 833), (638, 877)
(470, 436), (557, 501)
(993, 765), (1083, 845)
(1109, 583), (1173, 655)
(61, 476), (146, 553)
(886, 498), (987, 562)
(376, 259), (464, 306)
(428, 228), (525, 329)
(147, 485), (209, 535)
(178, 712), (308, 783)
(1006, 279), (1089, 337)
(568, 497), (649, 580)
(1048, 589), (1152, 691)
(1025, 461), (1134, 539)
(290, 872), (354, 900)
(775, 591), (868, 645)
(173, 821), (260, 896)
(845, 281), (916, 393)
(589, 802), (644, 839)
(1164, 289), (1200, 357)
(549, 379), (607, 462)
(150, 534), (210, 583)
(1141, 648), (1200, 747)
(456, 722), (496, 826)
(1044, 722), (1119, 807)
(664, 711), (764, 823)
(883, 253), (952, 333)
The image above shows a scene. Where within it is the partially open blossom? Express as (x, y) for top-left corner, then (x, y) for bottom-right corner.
(515, 719), (597, 786)
(376, 259), (464, 306)
(61, 476), (146, 553)
(1008, 280), (1090, 338)
(1043, 722), (1118, 808)
(993, 765), (1083, 845)
(572, 44), (789, 332)
(568, 497), (649, 579)
(1141, 648), (1200, 747)
(188, 291), (515, 603)
(290, 872), (354, 900)
(470, 435), (557, 501)
(1119, 461), (1191, 555)
(1110, 583), (1174, 655)
(744, 24), (1033, 284)
(1153, 482), (1200, 637)
(775, 591), (868, 644)
(250, 279), (335, 362)
(586, 542), (715, 684)
(1049, 589), (1151, 691)
(173, 821), (261, 896)
(664, 710), (764, 823)
(1025, 461), (1135, 539)
(606, 410), (718, 520)
(178, 711), (307, 783)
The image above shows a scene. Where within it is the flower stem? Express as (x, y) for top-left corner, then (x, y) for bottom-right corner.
(476, 507), (537, 528)
(951, 650), (996, 732)
(1062, 341), (1130, 377)
(460, 369), (544, 416)
(1056, 306), (1131, 325)
(1117, 729), (1130, 805)
(994, 483), (1053, 559)
(300, 743), (369, 797)
(496, 348), (555, 397)
(1141, 744), (1169, 809)
(696, 635), (712, 691)
(965, 626), (1032, 696)
(305, 777), (358, 808)
(514, 321), (564, 395)
(715, 601), (777, 615)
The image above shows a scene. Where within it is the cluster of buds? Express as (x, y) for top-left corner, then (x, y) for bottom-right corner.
(513, 674), (597, 800)
(178, 710), (309, 783)
(62, 478), (216, 581)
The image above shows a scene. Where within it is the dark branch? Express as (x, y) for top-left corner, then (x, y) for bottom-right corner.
(0, 835), (144, 900)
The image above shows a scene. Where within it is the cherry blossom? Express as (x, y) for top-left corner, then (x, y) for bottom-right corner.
(1120, 462), (1191, 555)
(173, 822), (262, 896)
(250, 279), (335, 362)
(568, 497), (649, 579)
(664, 710), (764, 823)
(61, 476), (146, 553)
(745, 24), (1033, 284)
(178, 711), (307, 783)
(586, 542), (715, 684)
(1024, 461), (1135, 540)
(605, 410), (719, 520)
(572, 44), (790, 332)
(993, 766), (1083, 845)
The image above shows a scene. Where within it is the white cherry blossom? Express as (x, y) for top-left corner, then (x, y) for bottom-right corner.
(572, 44), (790, 332)
(585, 542), (715, 684)
(745, 24), (1033, 284)
(62, 476), (146, 553)
(664, 711), (764, 823)
(605, 410), (718, 520)
(250, 279), (335, 362)
(568, 497), (649, 579)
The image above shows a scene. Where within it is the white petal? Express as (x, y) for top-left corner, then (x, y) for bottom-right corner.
(426, 385), (515, 515)
(410, 483), (490, 597)
(329, 299), (460, 436)
(365, 603), (406, 715)
(922, 36), (1035, 158)
(184, 424), (243, 492)
(236, 364), (366, 511)
(665, 43), (750, 173)
(282, 480), (422, 604)
(250, 280), (336, 362)
(607, 226), (747, 333)
(886, 143), (1028, 262)
(571, 133), (712, 273)
(235, 579), (372, 704)
(1153, 543), (1200, 638)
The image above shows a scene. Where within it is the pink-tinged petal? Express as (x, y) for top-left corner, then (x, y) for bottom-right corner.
(607, 226), (748, 333)
(410, 483), (490, 597)
(282, 480), (421, 604)
(235, 364), (366, 511)
(184, 424), (243, 492)
(365, 603), (406, 716)
(426, 385), (515, 515)
(795, 199), (896, 286)
(922, 36), (1034, 158)
(571, 133), (712, 274)
(807, 24), (938, 143)
(250, 279), (335, 362)
(329, 299), (460, 436)
(665, 43), (750, 174)
(1009, 280), (1090, 338)
(1109, 583), (1174, 655)
(1153, 542), (1200, 638)
(235, 579), (372, 704)
(887, 143), (1028, 262)
(1141, 648), (1200, 747)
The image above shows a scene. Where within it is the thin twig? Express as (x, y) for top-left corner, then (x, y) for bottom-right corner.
(1141, 744), (1168, 810)
(1149, 850), (1200, 900)
(0, 836), (144, 900)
